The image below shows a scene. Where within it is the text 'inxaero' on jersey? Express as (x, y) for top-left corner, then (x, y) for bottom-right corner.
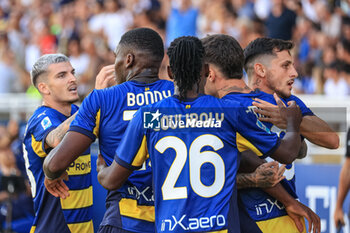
(69, 79), (174, 232)
(115, 95), (281, 233)
(23, 105), (93, 233)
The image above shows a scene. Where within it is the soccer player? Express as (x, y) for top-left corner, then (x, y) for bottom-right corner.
(240, 37), (335, 232)
(96, 36), (303, 233)
(244, 37), (339, 150)
(334, 127), (350, 229)
(202, 34), (320, 233)
(43, 28), (174, 233)
(23, 54), (111, 233)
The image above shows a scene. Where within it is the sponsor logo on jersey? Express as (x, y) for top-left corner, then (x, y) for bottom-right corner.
(41, 116), (52, 130)
(160, 214), (226, 232)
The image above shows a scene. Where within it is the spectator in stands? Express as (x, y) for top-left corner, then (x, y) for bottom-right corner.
(323, 61), (349, 97)
(265, 0), (296, 40)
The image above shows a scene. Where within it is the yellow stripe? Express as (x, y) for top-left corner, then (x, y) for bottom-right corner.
(31, 134), (47, 157)
(257, 215), (306, 233)
(67, 220), (94, 233)
(209, 230), (227, 233)
(131, 136), (149, 167)
(66, 154), (91, 176)
(30, 226), (36, 233)
(236, 132), (262, 156)
(61, 186), (93, 209)
(119, 198), (155, 222)
(93, 109), (101, 137)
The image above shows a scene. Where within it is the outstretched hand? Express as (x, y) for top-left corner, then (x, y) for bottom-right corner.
(44, 171), (70, 199)
(252, 93), (287, 129)
(285, 200), (321, 233)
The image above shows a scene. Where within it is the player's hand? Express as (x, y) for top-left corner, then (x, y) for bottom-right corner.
(95, 65), (116, 89)
(276, 94), (302, 130)
(254, 161), (285, 188)
(44, 171), (70, 199)
(334, 206), (345, 229)
(252, 95), (287, 129)
(285, 200), (320, 233)
(96, 154), (107, 173)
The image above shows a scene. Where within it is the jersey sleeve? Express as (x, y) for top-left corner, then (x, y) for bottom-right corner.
(69, 90), (102, 141)
(115, 108), (148, 170)
(346, 128), (350, 158)
(231, 104), (281, 159)
(32, 114), (63, 157)
(287, 95), (314, 117)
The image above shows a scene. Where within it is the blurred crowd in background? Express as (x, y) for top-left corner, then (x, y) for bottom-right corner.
(0, 0), (350, 98)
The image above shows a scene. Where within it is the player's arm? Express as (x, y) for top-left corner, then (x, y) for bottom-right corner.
(237, 152), (285, 189)
(299, 115), (339, 149)
(45, 112), (77, 148)
(44, 131), (93, 179)
(253, 95), (339, 149)
(97, 155), (132, 190)
(334, 130), (350, 228)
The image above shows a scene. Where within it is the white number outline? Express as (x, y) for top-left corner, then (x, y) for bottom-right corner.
(22, 144), (36, 198)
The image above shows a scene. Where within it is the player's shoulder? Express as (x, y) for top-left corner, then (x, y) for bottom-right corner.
(26, 106), (56, 135)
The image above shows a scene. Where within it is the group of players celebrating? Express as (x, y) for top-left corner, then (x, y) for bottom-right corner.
(22, 28), (339, 233)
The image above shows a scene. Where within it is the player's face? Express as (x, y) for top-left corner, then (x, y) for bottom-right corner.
(46, 62), (79, 103)
(265, 50), (298, 98)
(114, 45), (127, 84)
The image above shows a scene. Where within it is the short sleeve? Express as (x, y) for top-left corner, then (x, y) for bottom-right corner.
(230, 103), (281, 159)
(115, 108), (148, 170)
(33, 114), (62, 156)
(286, 95), (314, 117)
(69, 90), (102, 141)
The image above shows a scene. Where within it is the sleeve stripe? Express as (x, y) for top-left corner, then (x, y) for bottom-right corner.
(69, 126), (96, 141)
(131, 136), (148, 167)
(93, 109), (101, 137)
(236, 132), (263, 156)
(31, 134), (47, 158)
(115, 156), (141, 171)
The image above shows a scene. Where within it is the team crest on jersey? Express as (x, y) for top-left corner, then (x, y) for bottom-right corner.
(41, 116), (52, 130)
(144, 110), (161, 129)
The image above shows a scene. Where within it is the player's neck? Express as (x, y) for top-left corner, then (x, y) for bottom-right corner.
(174, 86), (199, 99)
(127, 68), (159, 84)
(42, 99), (72, 117)
(218, 78), (251, 98)
(249, 77), (273, 95)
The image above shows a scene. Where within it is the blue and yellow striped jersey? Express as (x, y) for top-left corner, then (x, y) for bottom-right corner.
(70, 79), (174, 232)
(115, 95), (281, 233)
(23, 105), (93, 233)
(223, 90), (313, 222)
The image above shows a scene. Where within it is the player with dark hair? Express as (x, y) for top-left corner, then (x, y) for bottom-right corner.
(23, 53), (111, 233)
(96, 36), (303, 233)
(43, 28), (174, 233)
(202, 34), (321, 233)
(244, 37), (339, 149)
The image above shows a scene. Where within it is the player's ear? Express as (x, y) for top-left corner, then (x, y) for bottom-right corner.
(125, 53), (134, 68)
(37, 82), (49, 95)
(207, 64), (216, 82)
(167, 66), (173, 80)
(254, 63), (266, 78)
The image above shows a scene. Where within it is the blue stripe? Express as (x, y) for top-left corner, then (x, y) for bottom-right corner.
(62, 206), (93, 224)
(65, 174), (92, 190)
(69, 126), (96, 141)
(115, 155), (140, 171)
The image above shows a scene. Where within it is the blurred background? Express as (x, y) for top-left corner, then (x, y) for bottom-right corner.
(0, 0), (349, 232)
